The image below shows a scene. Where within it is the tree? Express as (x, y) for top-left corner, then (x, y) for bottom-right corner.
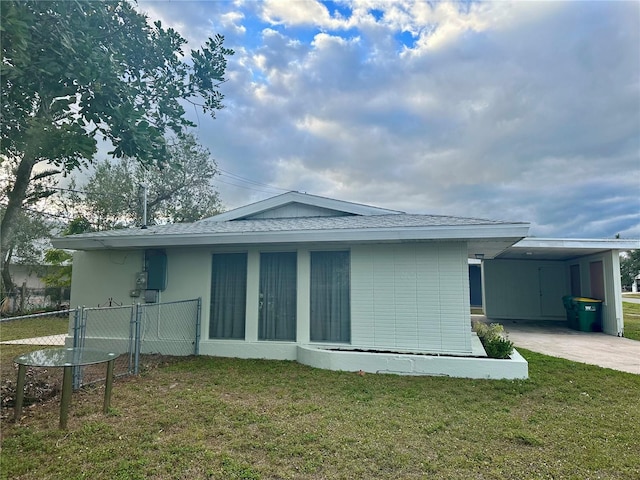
(1, 1), (233, 256)
(0, 207), (53, 297)
(68, 134), (222, 229)
(0, 155), (60, 295)
(620, 250), (640, 290)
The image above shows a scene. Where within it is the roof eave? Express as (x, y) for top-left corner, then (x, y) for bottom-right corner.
(514, 237), (640, 250)
(52, 223), (530, 251)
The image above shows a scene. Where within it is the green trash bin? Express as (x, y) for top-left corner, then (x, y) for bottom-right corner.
(562, 295), (578, 329)
(573, 297), (602, 332)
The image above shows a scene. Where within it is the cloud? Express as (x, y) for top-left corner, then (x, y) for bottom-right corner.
(137, 0), (639, 239)
(261, 0), (342, 28)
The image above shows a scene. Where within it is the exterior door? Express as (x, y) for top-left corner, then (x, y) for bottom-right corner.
(258, 252), (297, 341)
(589, 261), (605, 300)
(539, 266), (565, 317)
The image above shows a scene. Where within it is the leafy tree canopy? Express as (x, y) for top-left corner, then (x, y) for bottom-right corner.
(620, 250), (640, 289)
(42, 249), (73, 290)
(0, 0), (233, 256)
(66, 134), (222, 230)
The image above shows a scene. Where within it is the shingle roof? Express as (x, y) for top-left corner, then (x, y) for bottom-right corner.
(62, 213), (515, 239)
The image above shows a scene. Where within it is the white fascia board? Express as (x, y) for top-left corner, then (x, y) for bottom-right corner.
(203, 192), (403, 222)
(515, 237), (640, 250)
(52, 223), (530, 250)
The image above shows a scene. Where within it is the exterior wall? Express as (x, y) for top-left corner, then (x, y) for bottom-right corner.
(350, 242), (472, 355)
(483, 252), (623, 336)
(483, 259), (567, 320)
(566, 250), (623, 336)
(9, 265), (48, 289)
(157, 247), (212, 304)
(298, 346), (528, 380)
(70, 250), (143, 308)
(70, 242), (473, 358)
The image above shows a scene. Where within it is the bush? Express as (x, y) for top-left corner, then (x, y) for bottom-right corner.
(473, 322), (514, 359)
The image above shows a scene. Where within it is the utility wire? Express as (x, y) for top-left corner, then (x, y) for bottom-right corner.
(212, 177), (288, 195)
(216, 168), (290, 192)
(0, 202), (74, 221)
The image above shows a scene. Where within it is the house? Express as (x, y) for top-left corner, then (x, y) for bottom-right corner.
(1, 264), (70, 313)
(52, 192), (638, 379)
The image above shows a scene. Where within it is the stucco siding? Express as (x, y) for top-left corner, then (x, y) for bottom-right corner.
(351, 242), (471, 354)
(70, 250), (142, 308)
(71, 242), (474, 357)
(159, 248), (210, 302)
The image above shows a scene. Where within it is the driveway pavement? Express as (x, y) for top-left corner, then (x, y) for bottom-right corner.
(473, 316), (640, 375)
(622, 295), (640, 304)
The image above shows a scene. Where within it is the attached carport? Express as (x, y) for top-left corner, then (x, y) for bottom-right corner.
(481, 238), (639, 337)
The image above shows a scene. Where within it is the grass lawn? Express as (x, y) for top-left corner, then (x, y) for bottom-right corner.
(0, 316), (69, 381)
(1, 352), (639, 479)
(0, 316), (69, 341)
(623, 301), (640, 341)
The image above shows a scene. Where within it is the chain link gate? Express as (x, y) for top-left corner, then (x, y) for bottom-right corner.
(72, 298), (201, 387)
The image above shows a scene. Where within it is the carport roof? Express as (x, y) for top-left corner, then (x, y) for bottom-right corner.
(497, 238), (639, 261)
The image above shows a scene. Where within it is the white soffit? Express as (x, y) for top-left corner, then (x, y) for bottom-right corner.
(497, 238), (640, 261)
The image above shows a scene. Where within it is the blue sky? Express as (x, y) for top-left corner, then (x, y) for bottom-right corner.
(136, 0), (640, 239)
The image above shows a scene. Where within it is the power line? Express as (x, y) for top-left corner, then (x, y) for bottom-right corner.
(216, 168), (290, 192)
(0, 202), (74, 221)
(212, 177), (288, 195)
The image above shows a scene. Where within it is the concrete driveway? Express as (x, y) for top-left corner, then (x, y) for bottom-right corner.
(474, 316), (640, 375)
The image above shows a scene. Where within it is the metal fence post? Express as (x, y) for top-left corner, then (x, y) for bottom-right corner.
(195, 297), (202, 355)
(72, 307), (85, 389)
(134, 303), (142, 375)
(128, 305), (136, 375)
(72, 307), (81, 349)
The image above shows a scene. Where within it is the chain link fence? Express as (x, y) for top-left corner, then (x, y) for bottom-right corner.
(75, 298), (201, 384)
(1, 299), (201, 415)
(1, 310), (73, 413)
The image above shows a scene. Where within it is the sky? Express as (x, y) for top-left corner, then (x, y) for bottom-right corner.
(135, 0), (640, 239)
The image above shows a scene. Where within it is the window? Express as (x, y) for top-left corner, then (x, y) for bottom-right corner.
(310, 251), (350, 343)
(259, 252), (297, 341)
(210, 253), (247, 339)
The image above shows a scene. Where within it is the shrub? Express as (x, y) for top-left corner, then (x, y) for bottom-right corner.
(473, 322), (514, 359)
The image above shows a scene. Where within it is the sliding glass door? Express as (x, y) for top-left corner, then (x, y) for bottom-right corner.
(210, 253), (247, 339)
(259, 252), (297, 341)
(310, 251), (350, 343)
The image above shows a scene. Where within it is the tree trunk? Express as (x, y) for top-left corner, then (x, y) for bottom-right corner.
(1, 260), (15, 300)
(0, 152), (38, 256)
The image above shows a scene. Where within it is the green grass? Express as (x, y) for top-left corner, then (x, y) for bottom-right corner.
(2, 352), (639, 479)
(0, 315), (69, 342)
(0, 316), (70, 380)
(623, 301), (640, 341)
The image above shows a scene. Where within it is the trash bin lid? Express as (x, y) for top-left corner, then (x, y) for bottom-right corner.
(573, 297), (602, 303)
